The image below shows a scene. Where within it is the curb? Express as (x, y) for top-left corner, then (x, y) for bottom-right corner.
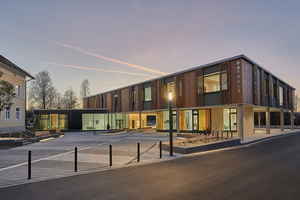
(241, 131), (300, 146)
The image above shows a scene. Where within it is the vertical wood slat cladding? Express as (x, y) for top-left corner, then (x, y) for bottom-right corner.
(83, 99), (87, 108)
(242, 59), (253, 104)
(111, 92), (115, 113)
(260, 69), (265, 106)
(195, 69), (203, 106)
(151, 81), (157, 110)
(138, 84), (142, 111)
(175, 74), (183, 108)
(102, 94), (106, 109)
(230, 59), (243, 104)
(156, 79), (164, 109)
(220, 62), (230, 105)
(121, 88), (130, 112)
(269, 74), (273, 107)
(289, 87), (292, 110)
(284, 84), (288, 109)
(117, 90), (121, 112)
(89, 97), (93, 108)
(105, 93), (111, 113)
(277, 79), (280, 108)
(96, 95), (100, 108)
(253, 65), (259, 105)
(292, 89), (295, 111)
(135, 85), (142, 111)
(129, 88), (133, 111)
(183, 71), (196, 108)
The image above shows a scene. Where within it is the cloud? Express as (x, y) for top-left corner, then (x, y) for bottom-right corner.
(8, 57), (158, 77)
(17, 30), (168, 75)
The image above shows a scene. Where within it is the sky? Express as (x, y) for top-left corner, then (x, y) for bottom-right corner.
(1, 0), (300, 99)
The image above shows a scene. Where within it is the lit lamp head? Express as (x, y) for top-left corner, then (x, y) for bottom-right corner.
(169, 92), (172, 100)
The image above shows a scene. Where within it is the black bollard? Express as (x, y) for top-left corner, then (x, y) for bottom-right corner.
(109, 145), (112, 166)
(28, 151), (31, 179)
(159, 141), (162, 159)
(137, 143), (140, 162)
(75, 147), (77, 172)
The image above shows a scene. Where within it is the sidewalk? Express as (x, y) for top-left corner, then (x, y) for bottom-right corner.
(242, 129), (300, 145)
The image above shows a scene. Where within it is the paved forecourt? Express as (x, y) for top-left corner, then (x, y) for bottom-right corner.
(0, 131), (180, 187)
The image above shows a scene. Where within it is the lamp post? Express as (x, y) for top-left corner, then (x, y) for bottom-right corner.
(169, 92), (173, 156)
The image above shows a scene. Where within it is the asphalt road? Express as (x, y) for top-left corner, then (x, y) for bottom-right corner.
(1, 135), (300, 200)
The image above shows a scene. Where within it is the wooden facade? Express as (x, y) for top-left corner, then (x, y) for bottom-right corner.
(83, 56), (295, 113)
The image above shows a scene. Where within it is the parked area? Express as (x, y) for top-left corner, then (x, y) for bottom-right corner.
(0, 131), (180, 187)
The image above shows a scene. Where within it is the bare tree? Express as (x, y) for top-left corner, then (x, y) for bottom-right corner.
(80, 79), (91, 99)
(28, 70), (56, 109)
(296, 94), (300, 112)
(54, 92), (64, 109)
(0, 71), (15, 114)
(63, 86), (78, 109)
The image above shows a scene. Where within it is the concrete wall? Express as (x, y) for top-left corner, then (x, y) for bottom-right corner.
(211, 108), (223, 131)
(243, 107), (254, 135)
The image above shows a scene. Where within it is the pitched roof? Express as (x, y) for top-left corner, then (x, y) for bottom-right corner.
(0, 55), (35, 79)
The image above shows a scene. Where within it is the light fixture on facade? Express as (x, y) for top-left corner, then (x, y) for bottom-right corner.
(169, 92), (172, 100)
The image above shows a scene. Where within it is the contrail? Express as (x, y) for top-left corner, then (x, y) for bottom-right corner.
(17, 30), (168, 75)
(8, 57), (158, 78)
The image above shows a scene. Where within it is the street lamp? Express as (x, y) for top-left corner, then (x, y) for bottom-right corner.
(169, 91), (173, 156)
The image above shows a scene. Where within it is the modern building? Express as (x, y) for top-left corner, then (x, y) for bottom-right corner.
(0, 55), (35, 131)
(34, 109), (108, 131)
(82, 54), (295, 140)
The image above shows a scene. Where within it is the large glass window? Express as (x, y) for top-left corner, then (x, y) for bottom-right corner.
(82, 114), (94, 130)
(204, 72), (220, 93)
(223, 108), (237, 131)
(94, 114), (105, 130)
(279, 86), (283, 106)
(156, 111), (163, 130)
(221, 70), (228, 90)
(273, 83), (277, 98)
(143, 87), (151, 101)
(165, 82), (174, 99)
(197, 76), (203, 94)
(59, 114), (68, 130)
(199, 109), (211, 132)
(163, 111), (169, 130)
(179, 110), (193, 131)
(264, 79), (269, 96)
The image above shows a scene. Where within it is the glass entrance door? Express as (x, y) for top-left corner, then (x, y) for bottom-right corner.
(116, 120), (123, 130)
(230, 113), (237, 131)
(192, 110), (198, 132)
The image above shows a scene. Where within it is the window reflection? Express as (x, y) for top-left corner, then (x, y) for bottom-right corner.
(204, 72), (220, 93)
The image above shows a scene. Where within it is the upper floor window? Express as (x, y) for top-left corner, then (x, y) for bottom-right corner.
(15, 84), (21, 97)
(197, 76), (203, 94)
(264, 79), (269, 96)
(279, 86), (283, 106)
(273, 83), (277, 98)
(221, 70), (228, 90)
(204, 72), (220, 93)
(5, 107), (11, 121)
(133, 91), (136, 103)
(115, 94), (117, 106)
(165, 82), (174, 99)
(142, 87), (151, 101)
(16, 107), (21, 121)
